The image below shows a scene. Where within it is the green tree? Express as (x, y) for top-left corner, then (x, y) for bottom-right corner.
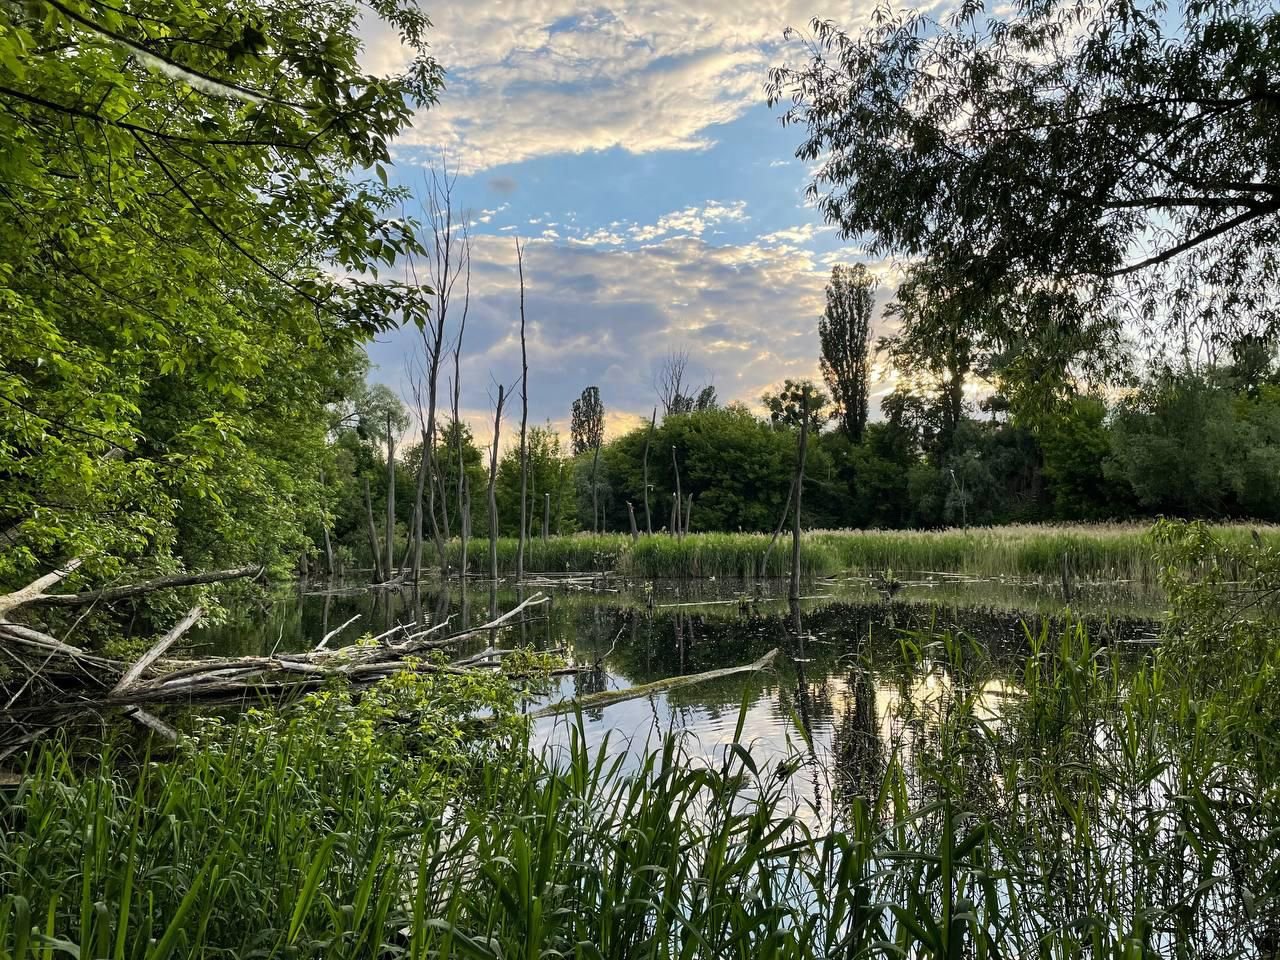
(768, 0), (1278, 383)
(761, 379), (831, 433)
(819, 264), (876, 441)
(0, 0), (440, 589)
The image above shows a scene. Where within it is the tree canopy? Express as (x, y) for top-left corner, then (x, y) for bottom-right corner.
(0, 0), (441, 585)
(768, 0), (1280, 376)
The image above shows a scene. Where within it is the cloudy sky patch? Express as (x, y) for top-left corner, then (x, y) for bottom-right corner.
(362, 0), (901, 439)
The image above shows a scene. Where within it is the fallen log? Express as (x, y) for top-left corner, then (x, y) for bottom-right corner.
(1, 594), (554, 714)
(26, 565), (263, 608)
(530, 647), (779, 720)
(0, 560), (84, 619)
(112, 606), (204, 696)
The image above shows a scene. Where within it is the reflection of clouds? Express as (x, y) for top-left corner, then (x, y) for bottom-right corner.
(363, 1), (877, 174)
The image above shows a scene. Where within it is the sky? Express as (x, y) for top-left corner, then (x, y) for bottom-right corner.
(360, 0), (906, 440)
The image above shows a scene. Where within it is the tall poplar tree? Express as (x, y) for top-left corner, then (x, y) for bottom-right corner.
(819, 264), (876, 442)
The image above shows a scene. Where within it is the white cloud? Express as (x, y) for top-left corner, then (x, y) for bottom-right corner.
(628, 200), (748, 241)
(371, 1), (875, 173)
(366, 226), (897, 431)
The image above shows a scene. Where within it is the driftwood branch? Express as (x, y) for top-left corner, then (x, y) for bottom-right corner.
(316, 615), (360, 650)
(111, 606), (204, 696)
(530, 647), (779, 720)
(0, 559), (84, 618)
(24, 564), (262, 608)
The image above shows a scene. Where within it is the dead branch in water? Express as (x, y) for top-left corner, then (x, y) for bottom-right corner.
(530, 647), (779, 720)
(1, 594), (554, 713)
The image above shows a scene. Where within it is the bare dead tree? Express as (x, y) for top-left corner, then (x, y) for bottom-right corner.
(451, 229), (473, 579)
(515, 238), (530, 581)
(385, 410), (396, 581)
(410, 161), (471, 578)
(363, 478), (384, 582)
(790, 384), (811, 603)
(590, 443), (602, 534)
(654, 349), (690, 416)
(641, 407), (656, 535)
(487, 384), (507, 587)
(542, 492), (550, 540)
(671, 445), (683, 543)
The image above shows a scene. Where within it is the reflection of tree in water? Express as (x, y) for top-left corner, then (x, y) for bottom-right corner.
(833, 664), (884, 811)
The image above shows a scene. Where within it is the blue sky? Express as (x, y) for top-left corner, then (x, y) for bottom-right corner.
(360, 0), (902, 439)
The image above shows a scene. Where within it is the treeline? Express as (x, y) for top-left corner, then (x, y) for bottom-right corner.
(320, 355), (1280, 571)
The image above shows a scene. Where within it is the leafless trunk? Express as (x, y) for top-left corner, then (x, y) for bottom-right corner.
(488, 385), (506, 585)
(671, 446), (683, 543)
(627, 502), (639, 541)
(684, 494), (693, 535)
(543, 493), (550, 540)
(412, 163), (471, 577)
(319, 469), (336, 575)
(642, 407), (656, 535)
(789, 385), (810, 603)
(452, 230), (473, 580)
(402, 422), (428, 578)
(590, 442), (601, 534)
(385, 411), (396, 581)
(515, 238), (530, 581)
(670, 494), (679, 535)
(363, 478), (384, 582)
(435, 463), (451, 541)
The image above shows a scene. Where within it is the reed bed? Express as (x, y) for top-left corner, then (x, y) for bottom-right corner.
(444, 523), (1280, 583)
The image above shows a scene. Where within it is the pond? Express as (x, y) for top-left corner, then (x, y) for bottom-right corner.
(189, 573), (1163, 826)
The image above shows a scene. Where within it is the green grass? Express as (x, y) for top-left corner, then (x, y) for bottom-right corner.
(446, 522), (1280, 583)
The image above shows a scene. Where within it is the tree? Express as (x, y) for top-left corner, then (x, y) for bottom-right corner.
(655, 351), (691, 417)
(0, 0), (439, 589)
(819, 264), (876, 441)
(761, 379), (831, 433)
(879, 265), (981, 456)
(571, 387), (605, 456)
(767, 0), (1279, 381)
(655, 350), (717, 415)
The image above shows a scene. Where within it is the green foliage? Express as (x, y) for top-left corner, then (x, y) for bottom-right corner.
(819, 264), (876, 441)
(768, 0), (1279, 385)
(760, 378), (831, 433)
(0, 0), (440, 589)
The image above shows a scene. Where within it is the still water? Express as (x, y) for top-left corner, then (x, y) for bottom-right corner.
(191, 575), (1162, 822)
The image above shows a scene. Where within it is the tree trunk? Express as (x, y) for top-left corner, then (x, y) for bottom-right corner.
(684, 493), (693, 535)
(642, 407), (656, 535)
(627, 502), (639, 542)
(516, 239), (530, 581)
(319, 469), (336, 575)
(671, 446), (683, 543)
(488, 386), (506, 585)
(543, 493), (550, 540)
(590, 443), (601, 535)
(385, 411), (396, 581)
(406, 430), (429, 579)
(789, 385), (810, 603)
(363, 478), (384, 582)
